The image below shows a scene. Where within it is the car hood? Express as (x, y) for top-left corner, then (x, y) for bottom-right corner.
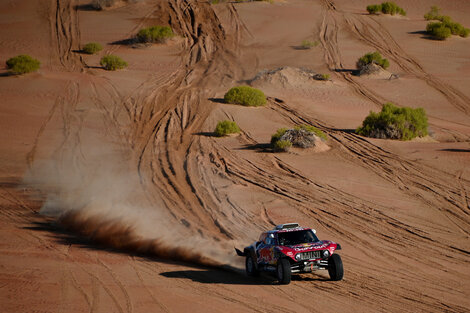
(277, 240), (338, 260)
(289, 240), (333, 251)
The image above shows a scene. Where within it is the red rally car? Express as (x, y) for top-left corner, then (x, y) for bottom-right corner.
(236, 223), (343, 284)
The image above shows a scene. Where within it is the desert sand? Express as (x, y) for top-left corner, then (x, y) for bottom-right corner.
(1, 0), (469, 312)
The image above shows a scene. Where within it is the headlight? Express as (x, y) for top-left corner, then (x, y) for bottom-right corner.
(295, 254), (302, 261)
(322, 250), (330, 258)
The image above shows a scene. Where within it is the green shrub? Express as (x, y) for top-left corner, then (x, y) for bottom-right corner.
(426, 22), (452, 39)
(320, 73), (330, 81)
(100, 55), (127, 71)
(433, 25), (452, 39)
(137, 26), (174, 43)
(381, 2), (395, 14)
(357, 51), (390, 70)
(445, 21), (469, 37)
(461, 28), (470, 38)
(436, 15), (452, 23)
(301, 40), (319, 49)
(294, 125), (327, 140)
(424, 8), (469, 39)
(367, 2), (405, 15)
(381, 2), (405, 15)
(214, 120), (240, 137)
(82, 42), (103, 54)
(270, 128), (288, 145)
(356, 102), (428, 140)
(367, 4), (382, 14)
(273, 140), (292, 152)
(424, 5), (440, 20)
(224, 86), (267, 107)
(6, 55), (40, 74)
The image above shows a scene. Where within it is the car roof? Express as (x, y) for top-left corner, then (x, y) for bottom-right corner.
(265, 227), (311, 234)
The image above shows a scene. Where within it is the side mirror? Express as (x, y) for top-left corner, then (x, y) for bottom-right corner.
(312, 229), (316, 234)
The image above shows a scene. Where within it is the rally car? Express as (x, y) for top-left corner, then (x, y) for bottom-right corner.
(235, 223), (343, 284)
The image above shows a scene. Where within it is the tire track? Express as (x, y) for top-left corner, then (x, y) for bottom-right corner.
(97, 259), (133, 313)
(127, 0), (244, 237)
(49, 0), (84, 71)
(318, 1), (384, 106)
(343, 13), (470, 115)
(129, 258), (169, 313)
(268, 96), (470, 235)
(319, 0), (470, 142)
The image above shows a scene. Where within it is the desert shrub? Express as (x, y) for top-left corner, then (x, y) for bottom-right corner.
(82, 42), (103, 54)
(381, 2), (405, 15)
(271, 125), (325, 151)
(367, 2), (405, 15)
(224, 86), (267, 107)
(357, 51), (389, 70)
(137, 26), (174, 43)
(301, 40), (319, 49)
(356, 102), (428, 140)
(426, 22), (452, 39)
(273, 140), (292, 152)
(367, 4), (382, 14)
(313, 73), (330, 81)
(270, 128), (288, 144)
(424, 5), (440, 20)
(460, 27), (470, 38)
(100, 55), (127, 71)
(436, 15), (452, 24)
(424, 7), (469, 38)
(445, 20), (469, 37)
(214, 120), (240, 137)
(294, 125), (327, 140)
(6, 55), (40, 74)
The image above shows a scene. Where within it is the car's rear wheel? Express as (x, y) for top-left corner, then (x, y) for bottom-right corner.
(245, 255), (259, 277)
(328, 254), (344, 281)
(276, 259), (292, 284)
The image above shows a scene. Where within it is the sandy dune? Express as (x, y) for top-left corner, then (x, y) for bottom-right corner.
(1, 0), (469, 312)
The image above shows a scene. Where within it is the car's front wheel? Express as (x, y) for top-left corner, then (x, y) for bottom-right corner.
(245, 255), (259, 277)
(276, 259), (292, 284)
(328, 254), (344, 281)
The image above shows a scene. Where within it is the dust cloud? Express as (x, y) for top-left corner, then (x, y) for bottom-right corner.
(24, 141), (243, 270)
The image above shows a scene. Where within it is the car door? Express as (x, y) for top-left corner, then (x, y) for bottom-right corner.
(257, 233), (275, 265)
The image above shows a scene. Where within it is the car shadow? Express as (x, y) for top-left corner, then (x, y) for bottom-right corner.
(160, 269), (277, 285)
(291, 274), (330, 282)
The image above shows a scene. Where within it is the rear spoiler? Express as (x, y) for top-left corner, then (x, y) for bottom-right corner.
(235, 248), (246, 256)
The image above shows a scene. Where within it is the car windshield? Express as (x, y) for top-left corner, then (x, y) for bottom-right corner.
(278, 230), (319, 246)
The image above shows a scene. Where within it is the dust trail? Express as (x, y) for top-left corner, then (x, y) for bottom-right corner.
(24, 142), (243, 270)
(59, 210), (236, 268)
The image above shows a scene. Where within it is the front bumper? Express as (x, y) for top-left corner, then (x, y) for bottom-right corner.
(291, 259), (329, 273)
